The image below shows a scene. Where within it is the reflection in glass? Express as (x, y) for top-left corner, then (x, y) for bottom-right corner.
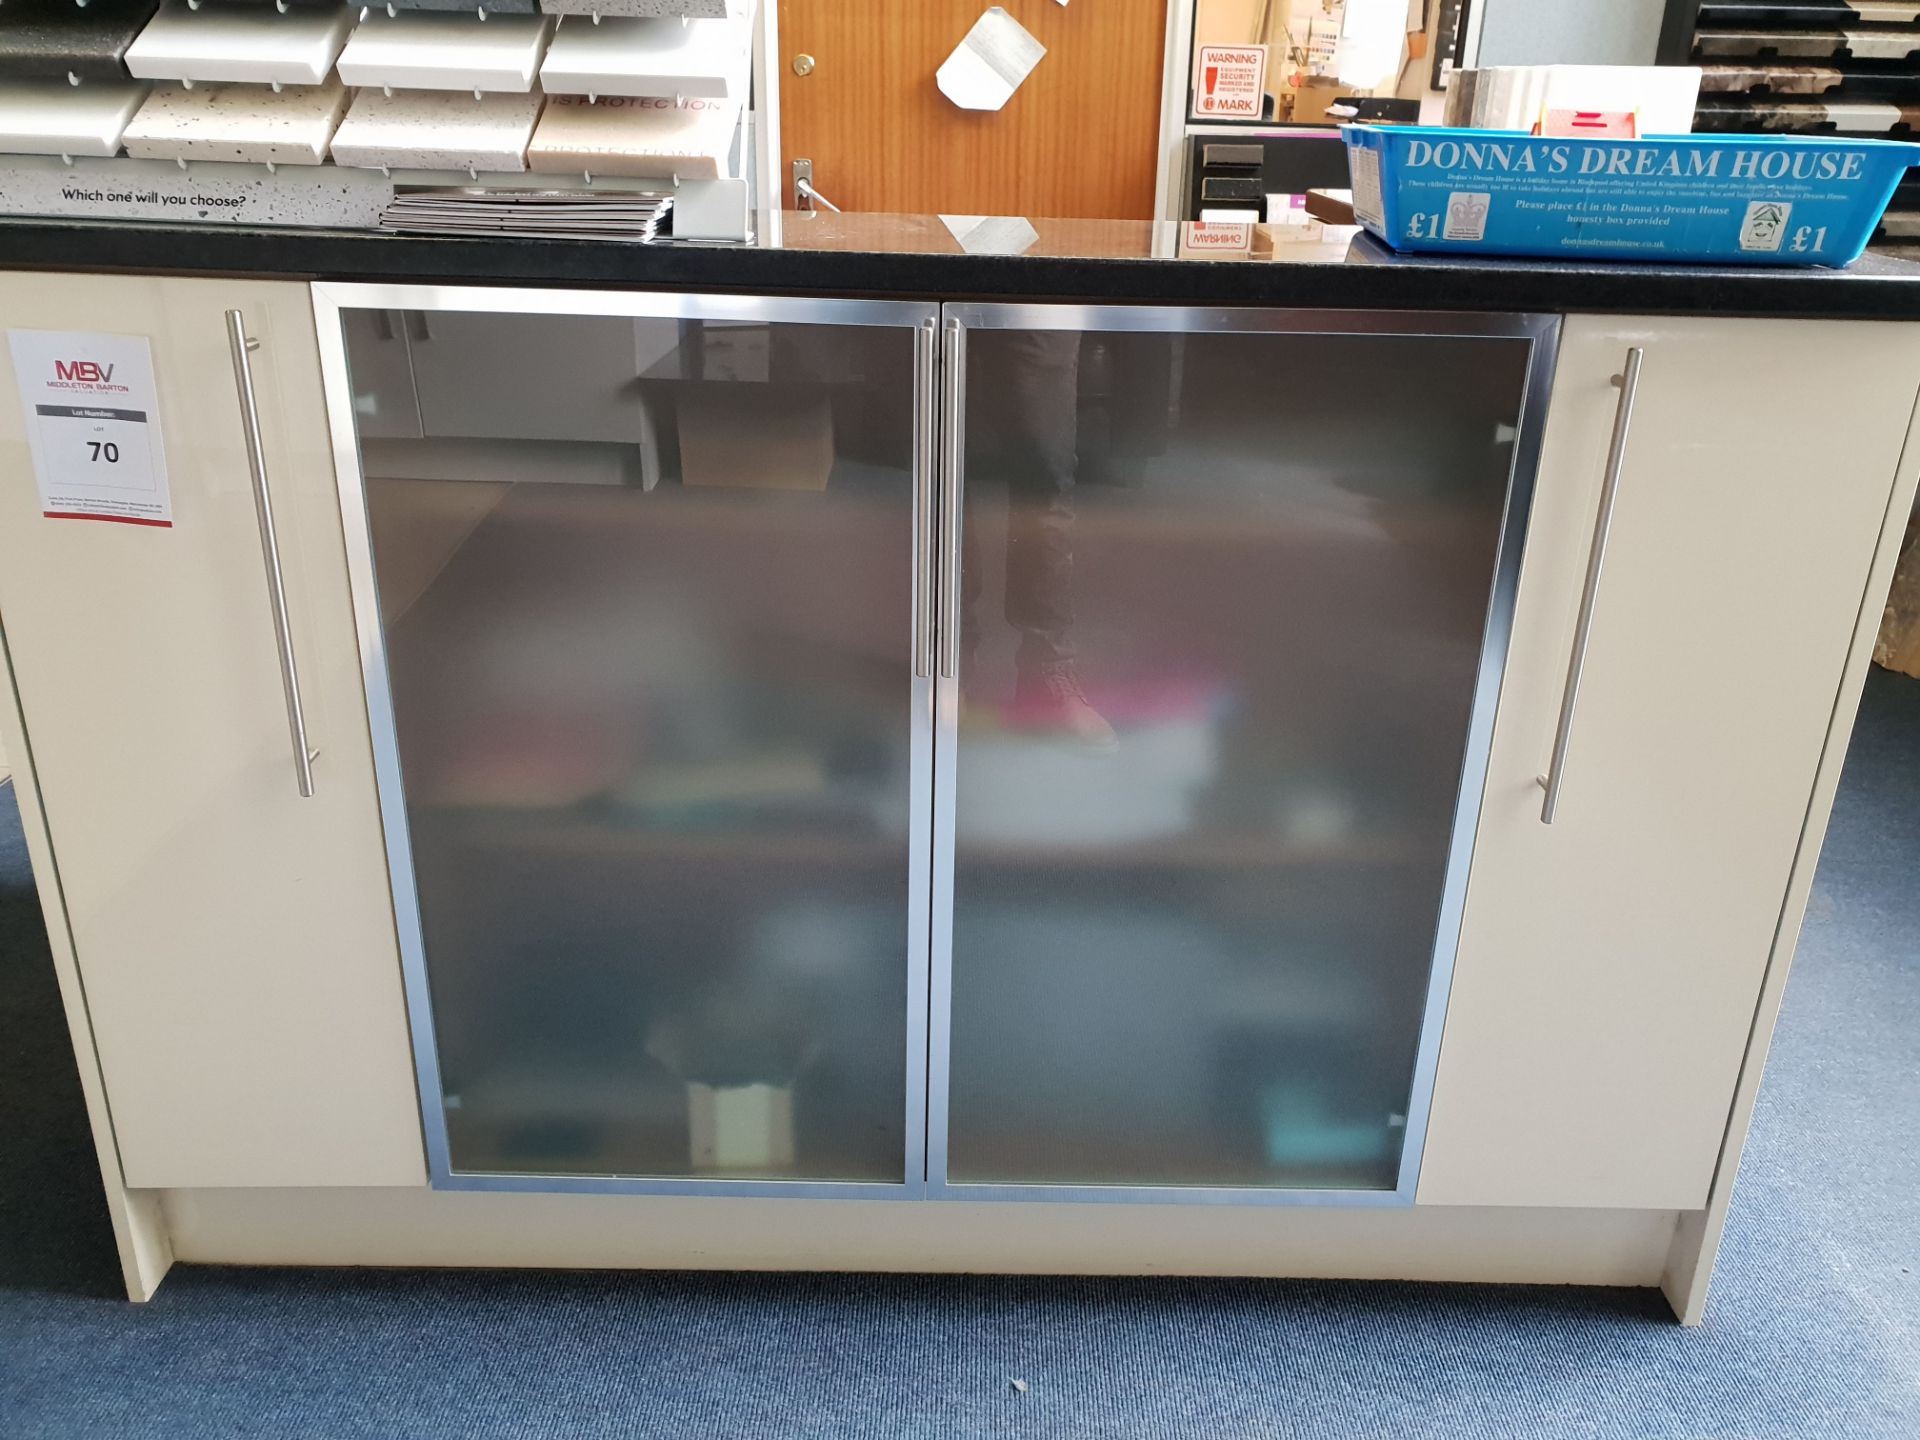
(946, 325), (1534, 1189)
(343, 310), (916, 1182)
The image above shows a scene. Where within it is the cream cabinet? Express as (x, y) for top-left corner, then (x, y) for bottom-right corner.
(4, 274), (1915, 1318)
(1418, 315), (1920, 1209)
(0, 273), (424, 1189)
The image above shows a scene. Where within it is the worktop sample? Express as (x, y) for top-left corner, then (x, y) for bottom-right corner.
(0, 227), (1914, 1329)
(526, 93), (736, 178)
(335, 11), (554, 93)
(0, 82), (151, 158)
(537, 0), (730, 15)
(328, 88), (546, 172)
(389, 0), (541, 11)
(0, 0), (159, 82)
(122, 78), (350, 164)
(124, 1), (356, 88)
(538, 14), (749, 100)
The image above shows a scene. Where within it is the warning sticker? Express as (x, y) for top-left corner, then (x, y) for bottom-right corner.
(1193, 45), (1267, 120)
(1181, 221), (1254, 255)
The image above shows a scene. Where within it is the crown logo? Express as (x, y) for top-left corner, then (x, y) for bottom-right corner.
(1449, 194), (1489, 228)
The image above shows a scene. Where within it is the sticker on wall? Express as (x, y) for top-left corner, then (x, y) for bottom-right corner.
(7, 329), (173, 527)
(937, 8), (1046, 113)
(1192, 44), (1268, 120)
(1180, 220), (1253, 255)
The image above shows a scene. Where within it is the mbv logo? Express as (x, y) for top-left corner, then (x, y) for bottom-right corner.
(54, 360), (114, 383)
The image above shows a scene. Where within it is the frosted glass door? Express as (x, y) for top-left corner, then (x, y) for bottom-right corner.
(322, 288), (935, 1190)
(934, 307), (1554, 1196)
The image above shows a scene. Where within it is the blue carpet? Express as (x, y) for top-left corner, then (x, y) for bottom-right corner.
(1, 671), (1917, 1440)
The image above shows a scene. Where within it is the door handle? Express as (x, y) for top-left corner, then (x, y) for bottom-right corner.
(913, 319), (938, 677)
(226, 309), (318, 799)
(938, 319), (967, 681)
(792, 159), (841, 214)
(1538, 346), (1643, 824)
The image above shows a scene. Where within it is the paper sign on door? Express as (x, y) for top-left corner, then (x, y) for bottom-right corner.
(1193, 44), (1267, 119)
(8, 329), (173, 527)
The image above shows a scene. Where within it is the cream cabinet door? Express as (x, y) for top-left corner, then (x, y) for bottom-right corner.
(1419, 315), (1920, 1209)
(0, 274), (424, 1188)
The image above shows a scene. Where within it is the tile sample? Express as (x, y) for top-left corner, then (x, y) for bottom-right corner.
(122, 77), (350, 163)
(526, 92), (735, 178)
(538, 0), (728, 16)
(384, 0), (541, 11)
(0, 81), (151, 157)
(336, 12), (554, 92)
(330, 87), (546, 171)
(539, 15), (748, 100)
(0, 0), (160, 83)
(125, 2), (356, 87)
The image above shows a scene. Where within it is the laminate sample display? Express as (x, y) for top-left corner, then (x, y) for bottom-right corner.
(336, 12), (555, 92)
(388, 0), (541, 11)
(539, 15), (748, 100)
(122, 78), (351, 163)
(0, 81), (151, 157)
(1693, 29), (1920, 58)
(527, 94), (735, 177)
(331, 88), (547, 171)
(538, 0), (728, 16)
(0, 0), (160, 82)
(125, 2), (355, 87)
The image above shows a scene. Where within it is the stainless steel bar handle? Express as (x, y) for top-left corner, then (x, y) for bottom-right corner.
(1538, 345), (1644, 824)
(938, 319), (967, 681)
(226, 309), (317, 799)
(912, 320), (937, 677)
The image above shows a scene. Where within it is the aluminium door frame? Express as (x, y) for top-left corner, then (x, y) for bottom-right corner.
(923, 301), (1563, 1207)
(314, 280), (940, 1200)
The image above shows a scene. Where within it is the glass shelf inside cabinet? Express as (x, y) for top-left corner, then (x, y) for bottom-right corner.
(338, 304), (920, 1187)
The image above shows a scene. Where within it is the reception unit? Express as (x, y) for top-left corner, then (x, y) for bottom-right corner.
(1, 217), (1916, 1324)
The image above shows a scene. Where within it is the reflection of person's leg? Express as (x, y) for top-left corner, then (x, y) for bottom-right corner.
(1000, 331), (1115, 749)
(960, 478), (983, 677)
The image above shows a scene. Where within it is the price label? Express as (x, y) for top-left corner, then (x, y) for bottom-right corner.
(8, 329), (172, 526)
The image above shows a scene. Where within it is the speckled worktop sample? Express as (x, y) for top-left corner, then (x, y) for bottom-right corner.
(0, 0), (160, 82)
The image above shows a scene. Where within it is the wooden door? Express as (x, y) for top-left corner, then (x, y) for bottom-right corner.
(0, 273), (425, 1189)
(777, 0), (1166, 219)
(1417, 315), (1920, 1209)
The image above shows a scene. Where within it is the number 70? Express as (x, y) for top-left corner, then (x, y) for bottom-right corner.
(87, 440), (120, 463)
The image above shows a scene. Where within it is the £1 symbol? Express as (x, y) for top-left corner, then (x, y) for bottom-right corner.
(1790, 224), (1829, 253)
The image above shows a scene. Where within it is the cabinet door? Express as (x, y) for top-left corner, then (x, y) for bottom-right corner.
(1418, 316), (1920, 1209)
(931, 305), (1556, 1199)
(317, 286), (937, 1192)
(0, 273), (425, 1189)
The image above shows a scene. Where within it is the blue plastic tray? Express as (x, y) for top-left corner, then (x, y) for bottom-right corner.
(1340, 124), (1920, 266)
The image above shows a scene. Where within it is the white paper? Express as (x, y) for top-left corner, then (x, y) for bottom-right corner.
(8, 329), (173, 526)
(939, 213), (1039, 255)
(937, 8), (1046, 112)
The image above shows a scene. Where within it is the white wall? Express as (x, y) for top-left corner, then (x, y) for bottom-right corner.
(1473, 0), (1666, 67)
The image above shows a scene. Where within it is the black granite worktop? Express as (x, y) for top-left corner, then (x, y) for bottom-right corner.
(0, 0), (158, 82)
(5, 210), (1920, 318)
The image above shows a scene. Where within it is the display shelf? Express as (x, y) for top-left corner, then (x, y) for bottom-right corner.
(429, 812), (1423, 874)
(1668, 0), (1920, 236)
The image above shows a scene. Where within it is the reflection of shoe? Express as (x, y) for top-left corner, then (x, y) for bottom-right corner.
(1014, 660), (1119, 751)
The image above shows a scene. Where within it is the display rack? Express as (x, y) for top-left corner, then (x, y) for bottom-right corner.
(0, 0), (763, 240)
(1660, 0), (1920, 243)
